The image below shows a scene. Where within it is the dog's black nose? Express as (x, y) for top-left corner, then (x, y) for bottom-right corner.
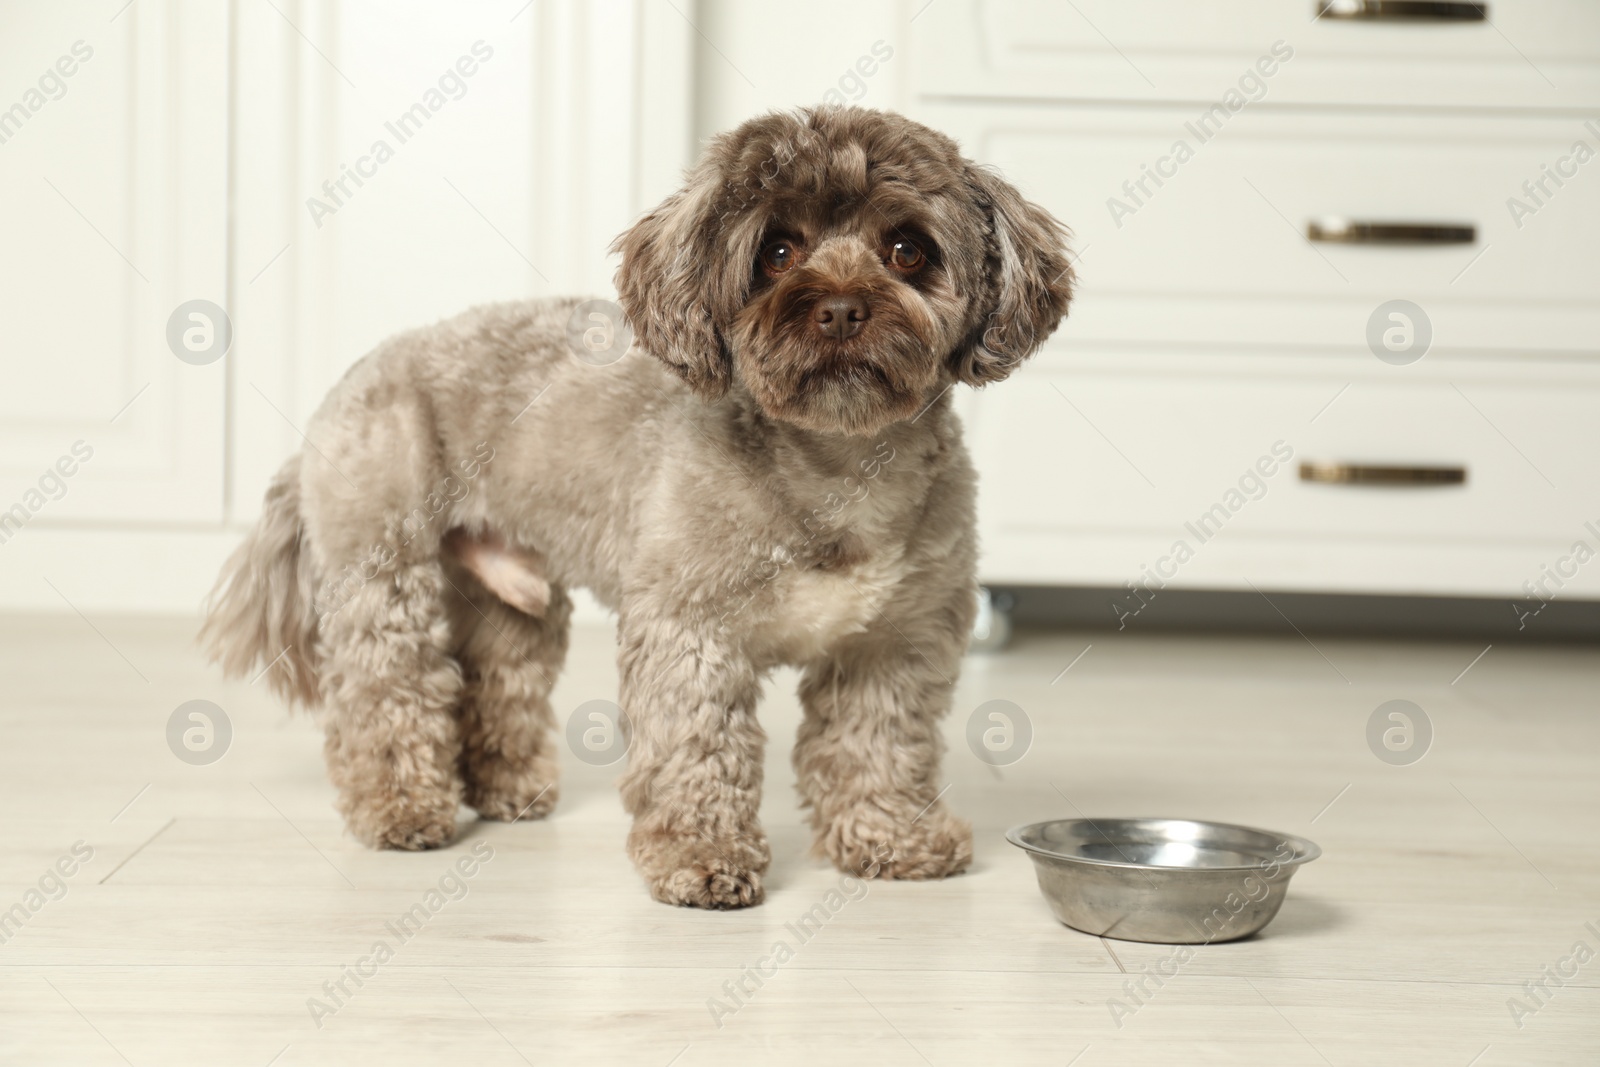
(813, 294), (869, 340)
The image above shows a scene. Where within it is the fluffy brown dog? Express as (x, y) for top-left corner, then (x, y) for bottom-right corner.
(202, 106), (1073, 908)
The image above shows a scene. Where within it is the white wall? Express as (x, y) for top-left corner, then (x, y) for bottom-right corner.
(692, 0), (906, 145)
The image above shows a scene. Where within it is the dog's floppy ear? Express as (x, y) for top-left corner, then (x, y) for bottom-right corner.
(949, 165), (1075, 387)
(611, 166), (739, 399)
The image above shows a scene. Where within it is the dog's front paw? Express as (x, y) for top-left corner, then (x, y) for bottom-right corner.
(655, 860), (765, 909)
(630, 829), (769, 909)
(820, 803), (973, 881)
(342, 792), (460, 851)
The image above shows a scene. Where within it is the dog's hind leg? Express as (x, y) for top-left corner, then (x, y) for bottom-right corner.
(445, 556), (569, 823)
(318, 559), (465, 850)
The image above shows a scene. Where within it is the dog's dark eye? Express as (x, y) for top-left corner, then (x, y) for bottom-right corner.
(888, 239), (924, 272)
(760, 240), (798, 275)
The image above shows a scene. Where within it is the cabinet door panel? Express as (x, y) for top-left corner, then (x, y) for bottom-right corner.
(0, 2), (227, 525)
(922, 104), (1600, 354)
(915, 0), (1600, 110)
(969, 351), (1600, 597)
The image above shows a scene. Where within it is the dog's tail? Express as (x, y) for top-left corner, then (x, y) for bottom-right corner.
(200, 456), (323, 707)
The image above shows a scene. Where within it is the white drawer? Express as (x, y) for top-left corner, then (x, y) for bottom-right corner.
(914, 0), (1600, 110)
(966, 351), (1600, 598)
(922, 104), (1600, 353)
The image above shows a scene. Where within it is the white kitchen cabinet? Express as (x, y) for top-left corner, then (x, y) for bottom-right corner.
(0, 0), (692, 614)
(915, 0), (1600, 602)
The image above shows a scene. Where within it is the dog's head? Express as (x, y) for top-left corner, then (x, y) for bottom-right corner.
(613, 107), (1074, 437)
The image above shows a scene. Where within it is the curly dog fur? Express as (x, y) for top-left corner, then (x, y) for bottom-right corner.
(202, 106), (1073, 908)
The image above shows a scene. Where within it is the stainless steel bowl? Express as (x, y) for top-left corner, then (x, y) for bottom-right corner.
(1006, 818), (1321, 944)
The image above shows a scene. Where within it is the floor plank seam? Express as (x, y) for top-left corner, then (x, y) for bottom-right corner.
(1, 964), (1583, 992)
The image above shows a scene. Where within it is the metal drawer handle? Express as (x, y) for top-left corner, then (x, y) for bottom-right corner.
(1307, 217), (1476, 245)
(1317, 1), (1487, 20)
(1300, 462), (1467, 486)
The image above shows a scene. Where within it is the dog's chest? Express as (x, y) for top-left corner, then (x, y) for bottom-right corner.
(755, 539), (905, 662)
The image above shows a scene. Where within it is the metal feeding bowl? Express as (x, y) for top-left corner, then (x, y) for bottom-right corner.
(1007, 818), (1321, 944)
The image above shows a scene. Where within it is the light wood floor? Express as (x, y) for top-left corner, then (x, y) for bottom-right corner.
(1, 613), (1595, 1065)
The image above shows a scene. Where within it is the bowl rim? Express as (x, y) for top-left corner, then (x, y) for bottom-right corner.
(1005, 816), (1322, 872)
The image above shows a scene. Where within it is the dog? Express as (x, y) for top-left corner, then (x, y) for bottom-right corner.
(202, 106), (1073, 908)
